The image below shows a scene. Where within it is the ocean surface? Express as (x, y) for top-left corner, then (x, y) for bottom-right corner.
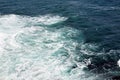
(0, 0), (120, 80)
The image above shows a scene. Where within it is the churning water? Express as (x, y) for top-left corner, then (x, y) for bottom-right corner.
(0, 14), (89, 80)
(0, 0), (120, 80)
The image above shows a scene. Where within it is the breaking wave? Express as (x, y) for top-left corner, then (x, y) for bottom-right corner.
(0, 14), (120, 80)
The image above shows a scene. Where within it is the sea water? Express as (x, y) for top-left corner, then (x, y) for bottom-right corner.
(0, 0), (120, 80)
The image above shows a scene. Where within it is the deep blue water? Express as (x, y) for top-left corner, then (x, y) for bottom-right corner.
(0, 0), (120, 80)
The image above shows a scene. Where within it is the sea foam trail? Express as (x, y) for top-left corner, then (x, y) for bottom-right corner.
(0, 14), (100, 80)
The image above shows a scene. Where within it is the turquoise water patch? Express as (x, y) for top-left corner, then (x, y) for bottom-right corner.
(0, 14), (119, 80)
(0, 14), (92, 80)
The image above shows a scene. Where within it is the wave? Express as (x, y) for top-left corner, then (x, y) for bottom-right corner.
(0, 14), (119, 80)
(0, 14), (87, 80)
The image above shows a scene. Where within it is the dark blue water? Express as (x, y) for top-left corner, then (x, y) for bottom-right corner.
(0, 0), (120, 80)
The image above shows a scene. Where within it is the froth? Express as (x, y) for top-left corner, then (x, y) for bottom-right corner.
(0, 14), (95, 80)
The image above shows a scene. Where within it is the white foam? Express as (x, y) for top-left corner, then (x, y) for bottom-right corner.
(0, 14), (94, 80)
(36, 15), (67, 25)
(117, 59), (120, 67)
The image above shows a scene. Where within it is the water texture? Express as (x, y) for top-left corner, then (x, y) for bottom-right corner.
(0, 0), (120, 80)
